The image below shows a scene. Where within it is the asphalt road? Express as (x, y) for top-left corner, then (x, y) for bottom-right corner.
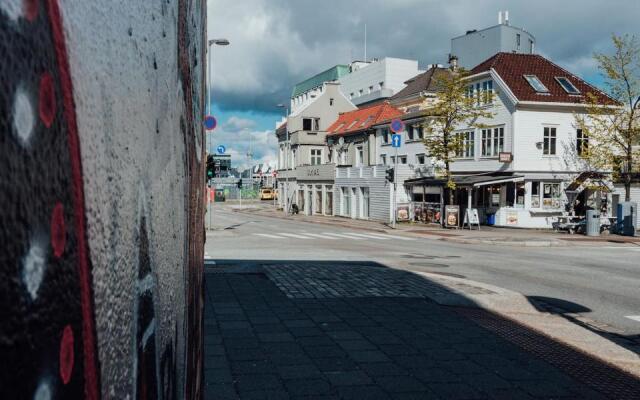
(205, 204), (640, 337)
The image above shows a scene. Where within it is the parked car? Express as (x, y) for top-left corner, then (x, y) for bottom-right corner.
(260, 188), (277, 200)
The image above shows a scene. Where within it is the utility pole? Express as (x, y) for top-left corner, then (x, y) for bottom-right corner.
(392, 145), (398, 229)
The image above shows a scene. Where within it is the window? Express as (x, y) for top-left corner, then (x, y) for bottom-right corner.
(359, 89), (364, 96)
(347, 119), (359, 130)
(415, 125), (424, 139)
(516, 33), (521, 47)
(482, 80), (494, 104)
(555, 77), (580, 94)
(356, 146), (364, 166)
(380, 154), (387, 165)
(466, 85), (474, 99)
(399, 156), (407, 165)
(416, 154), (425, 165)
(310, 149), (322, 165)
(542, 183), (561, 209)
(330, 98), (334, 106)
(369, 85), (374, 93)
(342, 187), (351, 216)
(350, 93), (354, 99)
(531, 182), (540, 208)
(576, 129), (588, 156)
(543, 127), (557, 155)
(481, 127), (503, 157)
(339, 150), (347, 165)
(524, 75), (549, 93)
(379, 81), (384, 89)
(361, 116), (373, 127)
(313, 118), (320, 131)
(382, 128), (390, 144)
(475, 83), (481, 105)
(456, 131), (475, 158)
(407, 125), (414, 140)
(390, 156), (396, 165)
(303, 118), (312, 131)
(336, 122), (346, 132)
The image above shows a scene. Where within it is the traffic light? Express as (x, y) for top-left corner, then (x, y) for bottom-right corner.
(206, 154), (215, 179)
(385, 167), (394, 183)
(237, 179), (243, 188)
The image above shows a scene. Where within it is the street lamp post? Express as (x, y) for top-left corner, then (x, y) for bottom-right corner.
(277, 104), (289, 214)
(205, 38), (229, 230)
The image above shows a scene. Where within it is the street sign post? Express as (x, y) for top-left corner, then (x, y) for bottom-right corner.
(389, 119), (404, 229)
(204, 115), (217, 131)
(216, 144), (226, 154)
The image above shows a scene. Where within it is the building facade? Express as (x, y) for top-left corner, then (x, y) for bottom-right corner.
(451, 12), (536, 69)
(338, 58), (423, 107)
(277, 82), (357, 215)
(408, 52), (617, 228)
(327, 103), (403, 222)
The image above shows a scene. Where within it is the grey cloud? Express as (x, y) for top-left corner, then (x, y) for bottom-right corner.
(208, 0), (639, 114)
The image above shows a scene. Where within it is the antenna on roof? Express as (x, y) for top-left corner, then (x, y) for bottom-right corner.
(364, 23), (367, 62)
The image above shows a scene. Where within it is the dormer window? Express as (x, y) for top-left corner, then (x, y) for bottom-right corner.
(348, 119), (359, 130)
(524, 75), (549, 93)
(555, 77), (581, 94)
(361, 116), (373, 127)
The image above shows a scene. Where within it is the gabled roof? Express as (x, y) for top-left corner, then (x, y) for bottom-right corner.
(470, 53), (617, 105)
(327, 103), (403, 136)
(390, 67), (452, 101)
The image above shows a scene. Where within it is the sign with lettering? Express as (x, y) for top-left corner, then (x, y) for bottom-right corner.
(463, 208), (480, 230)
(307, 168), (320, 176)
(499, 152), (513, 163)
(445, 205), (460, 228)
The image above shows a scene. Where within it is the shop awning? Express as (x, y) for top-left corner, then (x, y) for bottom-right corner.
(472, 176), (524, 187)
(404, 174), (522, 188)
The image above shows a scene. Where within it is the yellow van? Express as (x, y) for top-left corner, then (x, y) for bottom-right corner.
(260, 188), (277, 200)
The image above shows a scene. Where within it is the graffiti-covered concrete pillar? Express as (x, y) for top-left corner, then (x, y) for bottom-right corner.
(0, 0), (206, 398)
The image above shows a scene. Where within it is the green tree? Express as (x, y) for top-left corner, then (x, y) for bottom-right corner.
(575, 34), (640, 201)
(423, 68), (495, 204)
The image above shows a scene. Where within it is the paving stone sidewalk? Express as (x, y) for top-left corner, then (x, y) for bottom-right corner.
(204, 263), (632, 399)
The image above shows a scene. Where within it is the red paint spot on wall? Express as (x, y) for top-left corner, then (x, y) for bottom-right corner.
(24, 0), (39, 22)
(39, 72), (55, 128)
(60, 325), (74, 384)
(51, 202), (65, 258)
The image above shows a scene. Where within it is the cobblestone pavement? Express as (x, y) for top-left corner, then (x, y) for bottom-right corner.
(204, 263), (632, 399)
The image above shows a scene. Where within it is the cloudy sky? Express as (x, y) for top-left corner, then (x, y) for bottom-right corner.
(206, 0), (639, 169)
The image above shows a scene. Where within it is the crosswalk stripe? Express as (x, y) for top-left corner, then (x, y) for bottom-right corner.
(253, 233), (285, 239)
(346, 232), (390, 240)
(278, 232), (312, 240)
(625, 315), (640, 322)
(364, 233), (416, 241)
(300, 232), (338, 240)
(322, 232), (366, 240)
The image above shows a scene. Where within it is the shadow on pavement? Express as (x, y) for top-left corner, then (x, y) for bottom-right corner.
(527, 295), (640, 358)
(203, 260), (640, 399)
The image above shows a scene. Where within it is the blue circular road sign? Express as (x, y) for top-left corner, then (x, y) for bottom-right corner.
(204, 115), (217, 130)
(216, 145), (226, 154)
(390, 118), (404, 133)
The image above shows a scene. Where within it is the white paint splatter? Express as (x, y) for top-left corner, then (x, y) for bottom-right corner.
(13, 87), (36, 147)
(23, 238), (47, 301)
(0, 0), (23, 21)
(33, 380), (52, 400)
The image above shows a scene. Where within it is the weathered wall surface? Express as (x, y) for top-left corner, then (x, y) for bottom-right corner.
(0, 0), (206, 398)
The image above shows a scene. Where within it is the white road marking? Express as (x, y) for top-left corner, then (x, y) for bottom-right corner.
(300, 232), (338, 240)
(322, 232), (366, 240)
(278, 232), (313, 240)
(346, 232), (390, 240)
(363, 232), (416, 241)
(253, 233), (285, 239)
(625, 316), (640, 322)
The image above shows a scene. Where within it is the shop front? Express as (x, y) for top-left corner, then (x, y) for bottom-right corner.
(294, 164), (335, 216)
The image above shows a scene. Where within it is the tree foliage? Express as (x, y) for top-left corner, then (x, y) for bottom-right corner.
(422, 68), (495, 198)
(575, 34), (640, 201)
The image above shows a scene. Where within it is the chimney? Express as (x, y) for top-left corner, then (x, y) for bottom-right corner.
(498, 11), (502, 25)
(505, 10), (510, 25)
(448, 55), (459, 72)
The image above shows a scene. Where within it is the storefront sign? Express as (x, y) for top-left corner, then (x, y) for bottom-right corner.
(445, 205), (460, 228)
(397, 204), (410, 222)
(499, 152), (513, 163)
(463, 208), (480, 230)
(307, 168), (320, 176)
